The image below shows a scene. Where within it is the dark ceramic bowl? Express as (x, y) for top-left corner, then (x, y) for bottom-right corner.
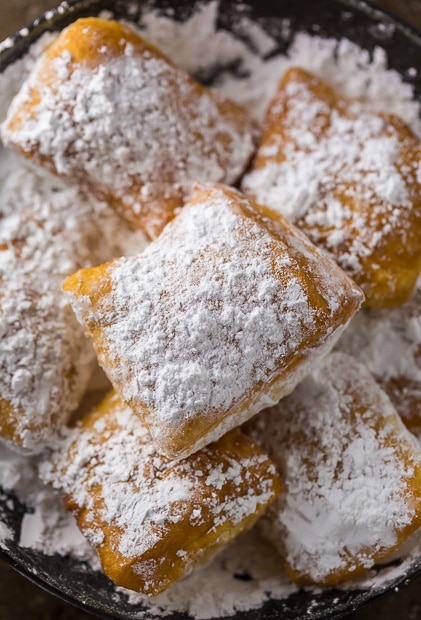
(1, 1), (421, 618)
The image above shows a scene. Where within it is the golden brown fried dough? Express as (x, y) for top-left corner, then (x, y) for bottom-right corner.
(248, 352), (421, 586)
(242, 67), (421, 308)
(42, 390), (282, 596)
(63, 183), (363, 460)
(1, 17), (257, 239)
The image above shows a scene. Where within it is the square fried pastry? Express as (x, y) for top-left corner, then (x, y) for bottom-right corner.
(0, 151), (145, 453)
(242, 67), (421, 308)
(1, 17), (257, 240)
(40, 390), (282, 596)
(337, 284), (421, 435)
(63, 183), (363, 460)
(248, 352), (421, 587)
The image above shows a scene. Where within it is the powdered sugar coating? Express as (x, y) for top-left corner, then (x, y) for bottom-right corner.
(1, 3), (421, 615)
(242, 69), (421, 306)
(140, 7), (421, 133)
(4, 54), (251, 193)
(250, 352), (421, 585)
(41, 391), (281, 595)
(0, 148), (146, 453)
(64, 184), (362, 458)
(1, 18), (257, 238)
(0, 285), (93, 451)
(282, 35), (421, 137)
(107, 196), (306, 424)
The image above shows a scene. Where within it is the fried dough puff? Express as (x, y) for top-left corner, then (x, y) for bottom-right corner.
(63, 184), (363, 460)
(41, 391), (282, 596)
(0, 148), (145, 453)
(248, 352), (421, 586)
(242, 67), (421, 308)
(1, 17), (257, 240)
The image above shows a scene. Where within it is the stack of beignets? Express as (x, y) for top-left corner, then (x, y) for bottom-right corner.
(242, 67), (421, 308)
(2, 10), (421, 600)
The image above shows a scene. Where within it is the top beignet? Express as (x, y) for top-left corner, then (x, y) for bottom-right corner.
(1, 17), (257, 240)
(63, 184), (363, 460)
(242, 67), (421, 308)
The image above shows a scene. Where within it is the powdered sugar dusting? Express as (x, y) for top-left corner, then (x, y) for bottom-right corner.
(284, 35), (421, 137)
(69, 184), (362, 458)
(0, 441), (99, 563)
(337, 285), (421, 431)
(107, 193), (312, 423)
(0, 148), (146, 453)
(338, 288), (421, 384)
(5, 52), (253, 193)
(65, 421), (195, 562)
(41, 393), (280, 595)
(0, 285), (94, 452)
(0, 32), (57, 120)
(241, 70), (421, 303)
(18, 489), (98, 560)
(1, 19), (257, 238)
(120, 529), (296, 619)
(140, 6), (421, 133)
(251, 352), (421, 584)
(138, 1), (286, 123)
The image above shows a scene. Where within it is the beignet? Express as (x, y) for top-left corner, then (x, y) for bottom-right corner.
(242, 67), (421, 308)
(1, 17), (257, 240)
(0, 164), (95, 452)
(41, 391), (282, 596)
(63, 184), (363, 460)
(248, 352), (421, 586)
(0, 152), (145, 453)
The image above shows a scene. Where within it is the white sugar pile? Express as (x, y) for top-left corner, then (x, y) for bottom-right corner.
(139, 1), (421, 134)
(0, 1), (421, 618)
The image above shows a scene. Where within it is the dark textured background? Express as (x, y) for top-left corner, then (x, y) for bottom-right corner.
(0, 1), (421, 619)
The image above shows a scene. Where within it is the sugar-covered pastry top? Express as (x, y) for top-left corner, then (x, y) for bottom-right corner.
(0, 150), (146, 453)
(0, 285), (93, 451)
(40, 391), (282, 595)
(0, 155), (96, 451)
(1, 17), (257, 239)
(250, 352), (421, 586)
(242, 67), (421, 308)
(63, 184), (363, 458)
